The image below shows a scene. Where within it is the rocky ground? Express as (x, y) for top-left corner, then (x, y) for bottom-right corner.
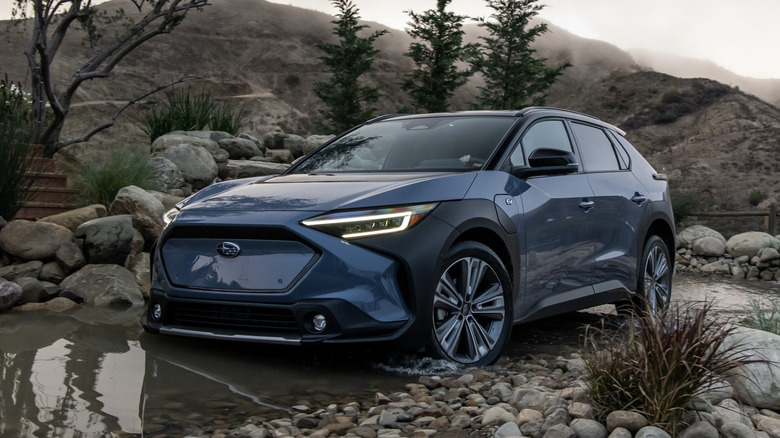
(141, 335), (780, 438)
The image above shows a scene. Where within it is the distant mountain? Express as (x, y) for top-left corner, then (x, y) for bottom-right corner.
(630, 48), (780, 108)
(1, 0), (778, 226)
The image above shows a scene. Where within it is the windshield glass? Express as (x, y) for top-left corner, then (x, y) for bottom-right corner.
(291, 116), (516, 173)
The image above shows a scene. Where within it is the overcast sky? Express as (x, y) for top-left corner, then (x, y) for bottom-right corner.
(1, 0), (777, 79)
(267, 0), (780, 79)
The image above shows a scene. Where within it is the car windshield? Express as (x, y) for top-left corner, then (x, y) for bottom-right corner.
(291, 116), (516, 173)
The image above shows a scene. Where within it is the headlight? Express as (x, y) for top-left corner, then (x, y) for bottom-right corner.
(162, 208), (180, 228)
(301, 203), (438, 239)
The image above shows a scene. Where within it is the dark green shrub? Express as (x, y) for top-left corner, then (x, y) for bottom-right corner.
(284, 73), (301, 88)
(749, 190), (767, 206)
(584, 302), (754, 433)
(143, 88), (245, 141)
(670, 190), (702, 225)
(661, 88), (682, 104)
(0, 76), (34, 220)
(208, 100), (247, 134)
(67, 149), (154, 208)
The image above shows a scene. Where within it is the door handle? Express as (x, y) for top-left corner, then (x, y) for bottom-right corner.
(631, 193), (647, 205)
(579, 199), (595, 212)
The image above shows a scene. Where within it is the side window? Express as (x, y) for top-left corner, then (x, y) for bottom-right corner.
(609, 131), (631, 170)
(509, 120), (573, 166)
(571, 122), (620, 172)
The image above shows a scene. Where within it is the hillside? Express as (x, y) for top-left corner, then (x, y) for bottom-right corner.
(630, 49), (780, 108)
(567, 71), (780, 233)
(1, 0), (779, 230)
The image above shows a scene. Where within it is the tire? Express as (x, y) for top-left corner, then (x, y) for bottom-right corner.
(429, 241), (513, 366)
(632, 235), (673, 316)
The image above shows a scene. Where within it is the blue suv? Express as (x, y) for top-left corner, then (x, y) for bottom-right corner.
(142, 108), (675, 365)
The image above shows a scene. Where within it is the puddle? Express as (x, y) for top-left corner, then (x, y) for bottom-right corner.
(0, 274), (778, 436)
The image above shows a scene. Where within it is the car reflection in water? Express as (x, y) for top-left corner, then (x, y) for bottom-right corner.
(0, 308), (410, 437)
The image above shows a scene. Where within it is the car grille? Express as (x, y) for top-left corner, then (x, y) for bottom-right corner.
(169, 302), (299, 334)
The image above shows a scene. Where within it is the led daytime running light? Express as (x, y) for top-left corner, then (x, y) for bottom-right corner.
(302, 203), (437, 239)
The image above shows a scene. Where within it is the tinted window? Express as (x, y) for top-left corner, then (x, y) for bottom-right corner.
(292, 116), (515, 173)
(510, 120), (573, 166)
(608, 131), (631, 169)
(571, 122), (620, 172)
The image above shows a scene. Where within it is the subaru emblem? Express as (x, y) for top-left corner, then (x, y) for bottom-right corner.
(216, 241), (241, 258)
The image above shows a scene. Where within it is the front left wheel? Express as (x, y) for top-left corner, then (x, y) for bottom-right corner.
(429, 241), (513, 366)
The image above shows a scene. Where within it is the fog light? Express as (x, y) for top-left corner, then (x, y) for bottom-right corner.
(152, 303), (163, 321)
(312, 314), (327, 332)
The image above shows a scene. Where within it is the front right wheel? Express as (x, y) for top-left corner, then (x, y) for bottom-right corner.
(429, 241), (513, 366)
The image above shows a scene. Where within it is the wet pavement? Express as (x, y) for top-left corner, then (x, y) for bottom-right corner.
(0, 274), (778, 437)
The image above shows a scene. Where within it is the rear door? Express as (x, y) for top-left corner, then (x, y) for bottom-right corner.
(569, 121), (649, 295)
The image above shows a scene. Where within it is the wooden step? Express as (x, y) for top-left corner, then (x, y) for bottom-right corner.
(25, 172), (71, 189)
(13, 144), (82, 221)
(26, 186), (80, 204)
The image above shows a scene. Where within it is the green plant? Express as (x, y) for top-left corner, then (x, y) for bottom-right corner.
(143, 89), (245, 141)
(584, 302), (754, 434)
(208, 100), (247, 135)
(744, 298), (780, 335)
(661, 88), (682, 104)
(284, 73), (301, 88)
(68, 149), (154, 208)
(0, 75), (34, 220)
(670, 190), (702, 225)
(749, 190), (767, 206)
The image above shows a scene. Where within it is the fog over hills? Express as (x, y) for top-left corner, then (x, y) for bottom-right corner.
(1, 0), (778, 229)
(630, 48), (780, 109)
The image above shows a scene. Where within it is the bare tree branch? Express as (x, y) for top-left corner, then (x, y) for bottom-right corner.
(15, 0), (211, 155)
(56, 75), (199, 148)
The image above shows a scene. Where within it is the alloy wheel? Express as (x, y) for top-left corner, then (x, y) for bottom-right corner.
(432, 256), (507, 364)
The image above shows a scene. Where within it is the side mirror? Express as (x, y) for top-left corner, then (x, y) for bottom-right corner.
(511, 148), (579, 178)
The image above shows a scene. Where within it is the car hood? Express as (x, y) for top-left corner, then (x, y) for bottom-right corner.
(181, 172), (478, 213)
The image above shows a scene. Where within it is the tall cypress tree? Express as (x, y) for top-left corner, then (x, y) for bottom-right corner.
(314, 0), (387, 134)
(475, 0), (569, 110)
(402, 0), (478, 113)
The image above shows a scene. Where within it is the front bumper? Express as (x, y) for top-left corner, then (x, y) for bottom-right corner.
(141, 294), (407, 344)
(140, 207), (456, 346)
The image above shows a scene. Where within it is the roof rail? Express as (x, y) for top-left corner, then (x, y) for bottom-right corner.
(520, 106), (602, 121)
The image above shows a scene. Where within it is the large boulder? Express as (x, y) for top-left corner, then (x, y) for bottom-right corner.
(151, 133), (219, 154)
(724, 326), (780, 410)
(38, 204), (108, 232)
(59, 264), (144, 307)
(263, 131), (287, 150)
(0, 261), (43, 281)
(127, 252), (151, 298)
(55, 241), (87, 274)
(154, 144), (218, 189)
(283, 134), (307, 159)
(15, 277), (54, 304)
(74, 215), (135, 265)
(693, 236), (727, 257)
(677, 225), (726, 249)
(304, 134), (334, 155)
(147, 156), (185, 193)
(0, 278), (22, 310)
(726, 232), (780, 258)
(239, 133), (266, 155)
(218, 137), (263, 159)
(109, 185), (166, 243)
(0, 220), (73, 260)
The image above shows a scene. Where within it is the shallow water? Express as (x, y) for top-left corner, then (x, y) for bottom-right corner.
(0, 274), (777, 437)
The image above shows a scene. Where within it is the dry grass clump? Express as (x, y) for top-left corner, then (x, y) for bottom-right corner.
(583, 301), (755, 433)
